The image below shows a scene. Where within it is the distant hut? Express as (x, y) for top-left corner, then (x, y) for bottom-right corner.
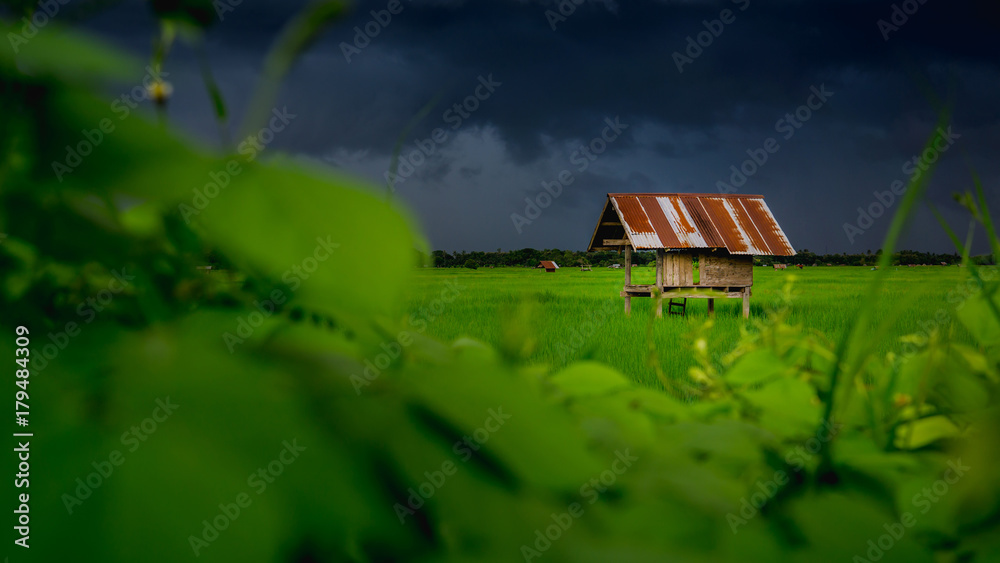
(587, 193), (795, 318)
(537, 261), (559, 273)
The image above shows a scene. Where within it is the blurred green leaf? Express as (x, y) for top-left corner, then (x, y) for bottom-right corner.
(894, 415), (961, 450)
(195, 158), (421, 318)
(743, 378), (822, 439)
(1, 24), (138, 82)
(725, 349), (786, 386)
(550, 361), (632, 398)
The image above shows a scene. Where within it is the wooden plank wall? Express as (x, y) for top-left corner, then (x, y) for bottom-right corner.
(663, 253), (694, 286)
(701, 254), (753, 286)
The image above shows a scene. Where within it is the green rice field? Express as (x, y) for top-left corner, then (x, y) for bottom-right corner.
(404, 265), (985, 388)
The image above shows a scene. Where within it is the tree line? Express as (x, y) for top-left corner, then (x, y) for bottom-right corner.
(428, 248), (994, 269)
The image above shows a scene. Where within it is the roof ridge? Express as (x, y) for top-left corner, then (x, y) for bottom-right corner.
(608, 193), (764, 198)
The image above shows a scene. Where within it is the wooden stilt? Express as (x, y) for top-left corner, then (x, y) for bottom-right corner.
(624, 245), (632, 316)
(742, 287), (750, 319)
(707, 299), (715, 317)
(655, 250), (664, 318)
(655, 249), (664, 289)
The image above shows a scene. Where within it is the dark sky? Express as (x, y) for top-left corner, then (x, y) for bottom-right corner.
(84, 0), (999, 253)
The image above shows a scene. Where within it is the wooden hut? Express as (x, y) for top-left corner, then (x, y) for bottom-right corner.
(587, 193), (795, 318)
(536, 261), (559, 272)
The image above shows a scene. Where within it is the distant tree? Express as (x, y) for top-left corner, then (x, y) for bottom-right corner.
(464, 259), (478, 270)
(426, 248), (960, 268)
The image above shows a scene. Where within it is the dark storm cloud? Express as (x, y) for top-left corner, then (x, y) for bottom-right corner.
(79, 0), (1000, 253)
(293, 0), (997, 159)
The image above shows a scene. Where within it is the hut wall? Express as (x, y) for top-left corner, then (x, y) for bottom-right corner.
(700, 254), (753, 286)
(663, 252), (694, 286)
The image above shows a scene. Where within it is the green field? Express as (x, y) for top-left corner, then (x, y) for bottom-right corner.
(404, 265), (981, 388)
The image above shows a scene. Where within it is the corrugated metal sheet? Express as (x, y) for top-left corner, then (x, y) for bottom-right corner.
(638, 197), (681, 248)
(740, 198), (794, 256)
(593, 193), (795, 256)
(610, 196), (661, 249)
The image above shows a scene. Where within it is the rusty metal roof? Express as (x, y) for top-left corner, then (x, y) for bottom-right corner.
(588, 193), (795, 256)
(537, 261), (559, 269)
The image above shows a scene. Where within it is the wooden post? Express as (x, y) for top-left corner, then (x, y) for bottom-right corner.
(624, 245), (632, 316)
(655, 249), (664, 289)
(655, 249), (664, 318)
(624, 246), (632, 285)
(742, 287), (750, 319)
(707, 299), (715, 317)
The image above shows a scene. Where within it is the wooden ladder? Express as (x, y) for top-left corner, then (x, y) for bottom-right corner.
(668, 298), (687, 317)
